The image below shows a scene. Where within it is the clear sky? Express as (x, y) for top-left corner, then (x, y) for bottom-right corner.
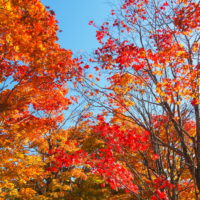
(41, 0), (114, 54)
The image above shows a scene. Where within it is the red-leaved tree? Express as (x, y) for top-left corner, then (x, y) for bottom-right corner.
(71, 0), (200, 199)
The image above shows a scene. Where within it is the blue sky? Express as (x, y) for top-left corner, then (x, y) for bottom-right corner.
(41, 0), (114, 54)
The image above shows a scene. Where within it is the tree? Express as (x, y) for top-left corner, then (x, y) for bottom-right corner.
(0, 1), (119, 199)
(73, 0), (200, 199)
(0, 0), (81, 199)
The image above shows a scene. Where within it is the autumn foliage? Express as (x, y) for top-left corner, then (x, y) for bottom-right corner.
(78, 0), (199, 199)
(0, 0), (79, 199)
(0, 0), (200, 199)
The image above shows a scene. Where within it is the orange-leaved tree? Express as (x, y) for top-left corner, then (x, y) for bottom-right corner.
(0, 0), (83, 199)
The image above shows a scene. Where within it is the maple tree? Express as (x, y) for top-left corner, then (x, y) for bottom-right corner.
(72, 0), (200, 199)
(0, 0), (86, 199)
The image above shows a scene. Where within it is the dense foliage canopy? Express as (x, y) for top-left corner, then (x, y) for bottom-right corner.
(0, 0), (199, 199)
